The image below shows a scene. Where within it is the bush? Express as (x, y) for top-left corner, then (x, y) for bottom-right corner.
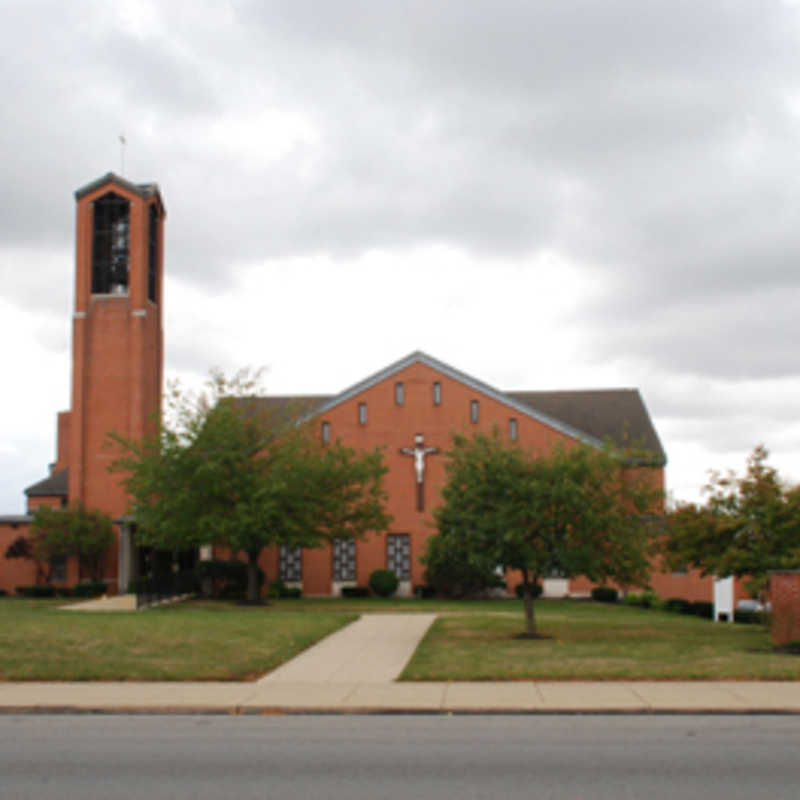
(340, 586), (370, 598)
(623, 590), (658, 608)
(414, 584), (437, 598)
(16, 585), (56, 598)
(73, 581), (106, 598)
(734, 609), (764, 625)
(687, 601), (713, 619)
(422, 532), (506, 598)
(514, 582), (543, 599)
(591, 586), (618, 603)
(664, 597), (691, 614)
(194, 559), (263, 598)
(267, 579), (302, 599)
(369, 569), (399, 597)
(0, 589), (7, 597)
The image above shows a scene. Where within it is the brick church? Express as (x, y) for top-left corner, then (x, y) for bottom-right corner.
(0, 173), (724, 602)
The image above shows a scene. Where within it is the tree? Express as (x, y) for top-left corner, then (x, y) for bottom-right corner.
(661, 445), (800, 598)
(432, 432), (660, 637)
(110, 369), (391, 603)
(421, 524), (505, 598)
(30, 504), (114, 582)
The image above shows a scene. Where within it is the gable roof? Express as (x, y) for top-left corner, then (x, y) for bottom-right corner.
(25, 468), (68, 498)
(247, 351), (665, 461)
(74, 172), (166, 215)
(507, 390), (665, 462)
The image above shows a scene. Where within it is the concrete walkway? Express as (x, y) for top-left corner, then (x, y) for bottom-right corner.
(60, 594), (138, 612)
(2, 613), (800, 714)
(260, 613), (437, 683)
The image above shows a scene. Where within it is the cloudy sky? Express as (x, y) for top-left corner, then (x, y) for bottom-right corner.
(2, 0), (800, 513)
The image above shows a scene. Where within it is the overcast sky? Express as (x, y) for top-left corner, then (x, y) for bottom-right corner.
(2, 0), (800, 513)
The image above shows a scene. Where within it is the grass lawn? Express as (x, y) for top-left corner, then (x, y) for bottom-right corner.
(401, 599), (800, 681)
(0, 598), (356, 681)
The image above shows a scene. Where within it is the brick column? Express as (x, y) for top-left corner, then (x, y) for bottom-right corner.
(769, 571), (800, 645)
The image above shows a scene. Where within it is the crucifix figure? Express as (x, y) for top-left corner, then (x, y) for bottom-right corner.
(400, 433), (439, 511)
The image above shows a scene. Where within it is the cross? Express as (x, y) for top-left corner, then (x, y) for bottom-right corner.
(400, 433), (439, 511)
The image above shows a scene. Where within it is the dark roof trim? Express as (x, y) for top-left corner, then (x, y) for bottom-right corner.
(0, 515), (33, 525)
(75, 173), (166, 216)
(25, 468), (68, 497)
(307, 350), (606, 449)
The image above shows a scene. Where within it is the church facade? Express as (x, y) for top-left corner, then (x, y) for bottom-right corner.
(0, 173), (728, 603)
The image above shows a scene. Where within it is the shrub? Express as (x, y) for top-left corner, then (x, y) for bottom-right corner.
(591, 586), (618, 603)
(369, 569), (399, 597)
(688, 601), (713, 619)
(664, 597), (691, 614)
(73, 581), (106, 598)
(267, 579), (301, 599)
(624, 590), (658, 608)
(414, 584), (437, 598)
(734, 609), (764, 625)
(0, 589), (7, 597)
(194, 559), (263, 598)
(341, 586), (370, 598)
(16, 585), (56, 598)
(514, 582), (543, 599)
(422, 531), (505, 598)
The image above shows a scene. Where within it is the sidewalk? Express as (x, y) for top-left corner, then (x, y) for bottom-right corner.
(1, 680), (799, 714)
(1, 613), (799, 714)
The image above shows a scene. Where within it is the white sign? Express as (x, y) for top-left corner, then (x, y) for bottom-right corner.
(713, 576), (734, 622)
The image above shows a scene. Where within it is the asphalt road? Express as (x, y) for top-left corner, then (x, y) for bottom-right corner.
(1, 714), (799, 799)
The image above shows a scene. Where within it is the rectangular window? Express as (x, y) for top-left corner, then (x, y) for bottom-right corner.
(332, 539), (356, 582)
(470, 400), (479, 423)
(50, 556), (67, 583)
(358, 402), (367, 425)
(92, 192), (130, 295)
(321, 421), (331, 444)
(509, 418), (518, 441)
(147, 203), (158, 303)
(387, 534), (411, 580)
(395, 382), (404, 405)
(279, 545), (302, 582)
(433, 382), (442, 405)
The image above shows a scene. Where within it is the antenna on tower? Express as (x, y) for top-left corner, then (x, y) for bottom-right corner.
(119, 134), (127, 175)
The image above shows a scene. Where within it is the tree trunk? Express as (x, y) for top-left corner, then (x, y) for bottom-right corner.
(521, 567), (537, 637)
(246, 550), (261, 604)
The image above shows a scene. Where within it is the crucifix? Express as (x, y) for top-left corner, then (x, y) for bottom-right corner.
(400, 433), (439, 511)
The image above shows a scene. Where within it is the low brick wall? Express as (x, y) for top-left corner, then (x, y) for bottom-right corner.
(769, 571), (800, 645)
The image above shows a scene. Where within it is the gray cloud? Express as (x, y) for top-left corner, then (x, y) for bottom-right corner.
(1, 0), (800, 508)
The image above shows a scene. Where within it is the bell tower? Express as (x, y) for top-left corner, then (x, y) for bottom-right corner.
(68, 173), (165, 519)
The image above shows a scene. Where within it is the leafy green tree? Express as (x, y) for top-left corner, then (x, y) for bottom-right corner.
(30, 504), (114, 582)
(421, 526), (505, 598)
(661, 445), (800, 598)
(433, 432), (659, 637)
(110, 369), (391, 603)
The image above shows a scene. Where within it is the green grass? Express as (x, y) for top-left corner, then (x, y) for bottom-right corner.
(402, 599), (800, 681)
(0, 598), (356, 681)
(3, 596), (798, 682)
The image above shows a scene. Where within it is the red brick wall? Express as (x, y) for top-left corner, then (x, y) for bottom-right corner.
(64, 178), (165, 592)
(770, 572), (800, 645)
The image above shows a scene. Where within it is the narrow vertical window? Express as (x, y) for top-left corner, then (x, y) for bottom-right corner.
(321, 421), (331, 444)
(395, 382), (404, 405)
(279, 545), (302, 582)
(433, 382), (442, 406)
(387, 534), (411, 580)
(147, 203), (158, 303)
(509, 418), (518, 441)
(470, 400), (479, 423)
(358, 402), (367, 425)
(332, 539), (356, 582)
(92, 192), (130, 295)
